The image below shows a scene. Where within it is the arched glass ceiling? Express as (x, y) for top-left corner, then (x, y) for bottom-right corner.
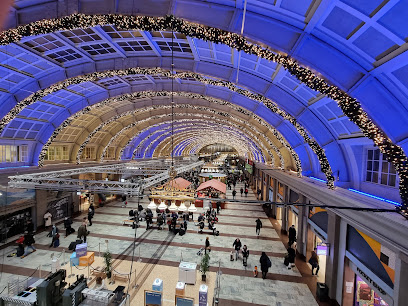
(0, 0), (407, 204)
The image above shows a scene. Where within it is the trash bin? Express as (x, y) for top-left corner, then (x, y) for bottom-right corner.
(316, 282), (329, 301)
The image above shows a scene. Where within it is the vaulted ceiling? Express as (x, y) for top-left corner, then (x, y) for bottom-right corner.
(1, 0), (407, 202)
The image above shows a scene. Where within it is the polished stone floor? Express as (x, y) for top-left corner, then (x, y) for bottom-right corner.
(0, 182), (321, 305)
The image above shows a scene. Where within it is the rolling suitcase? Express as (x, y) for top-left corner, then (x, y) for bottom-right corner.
(230, 251), (234, 261)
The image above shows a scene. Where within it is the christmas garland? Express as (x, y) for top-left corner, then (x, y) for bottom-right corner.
(0, 14), (406, 206)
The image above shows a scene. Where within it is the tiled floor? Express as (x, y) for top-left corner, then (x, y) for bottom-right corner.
(0, 182), (323, 305)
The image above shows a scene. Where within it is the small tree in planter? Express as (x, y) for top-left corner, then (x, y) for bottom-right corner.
(200, 253), (210, 281)
(103, 251), (112, 279)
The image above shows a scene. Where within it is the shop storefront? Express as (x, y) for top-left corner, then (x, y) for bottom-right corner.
(342, 226), (395, 306)
(307, 209), (328, 283)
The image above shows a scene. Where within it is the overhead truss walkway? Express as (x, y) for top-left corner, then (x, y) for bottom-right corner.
(8, 159), (203, 196)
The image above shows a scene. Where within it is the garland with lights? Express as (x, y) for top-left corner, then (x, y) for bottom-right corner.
(93, 109), (268, 165)
(123, 121), (258, 162)
(0, 14), (406, 207)
(41, 90), (294, 171)
(146, 130), (251, 159)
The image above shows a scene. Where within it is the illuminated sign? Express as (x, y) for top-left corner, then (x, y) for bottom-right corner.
(316, 244), (329, 256)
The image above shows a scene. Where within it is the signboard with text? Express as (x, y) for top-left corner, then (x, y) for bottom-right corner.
(176, 296), (194, 306)
(145, 290), (162, 306)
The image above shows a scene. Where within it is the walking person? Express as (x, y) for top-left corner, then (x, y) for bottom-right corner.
(286, 244), (296, 269)
(309, 248), (320, 276)
(49, 224), (59, 247)
(21, 231), (36, 258)
(232, 190), (237, 200)
(205, 237), (210, 254)
(244, 188), (248, 197)
(257, 188), (261, 200)
(255, 218), (263, 236)
(88, 204), (94, 226)
(242, 245), (249, 266)
(288, 225), (297, 247)
(77, 223), (88, 243)
(240, 187), (243, 197)
(216, 201), (221, 214)
(259, 252), (271, 279)
(232, 238), (242, 260)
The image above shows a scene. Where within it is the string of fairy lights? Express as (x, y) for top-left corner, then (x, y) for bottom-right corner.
(0, 65), (331, 186)
(0, 14), (406, 208)
(41, 91), (292, 171)
(94, 110), (269, 166)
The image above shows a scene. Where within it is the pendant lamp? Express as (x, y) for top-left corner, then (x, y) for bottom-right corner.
(158, 200), (167, 210)
(188, 202), (197, 212)
(178, 201), (187, 212)
(169, 201), (178, 211)
(148, 199), (157, 210)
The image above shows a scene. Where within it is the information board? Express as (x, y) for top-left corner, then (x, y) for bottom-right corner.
(145, 290), (162, 306)
(176, 296), (194, 306)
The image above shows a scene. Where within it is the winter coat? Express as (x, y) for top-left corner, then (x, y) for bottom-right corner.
(256, 219), (263, 229)
(260, 254), (271, 272)
(77, 225), (88, 238)
(289, 227), (297, 240)
(24, 233), (35, 246)
(233, 239), (242, 251)
(44, 212), (52, 227)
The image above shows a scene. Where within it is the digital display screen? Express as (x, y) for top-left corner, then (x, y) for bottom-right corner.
(316, 244), (328, 256)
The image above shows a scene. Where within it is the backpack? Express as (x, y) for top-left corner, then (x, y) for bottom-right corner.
(267, 257), (271, 268)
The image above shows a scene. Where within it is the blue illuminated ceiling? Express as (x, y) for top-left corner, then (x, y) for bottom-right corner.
(0, 0), (407, 200)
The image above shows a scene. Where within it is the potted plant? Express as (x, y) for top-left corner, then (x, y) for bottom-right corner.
(103, 251), (112, 279)
(200, 253), (210, 281)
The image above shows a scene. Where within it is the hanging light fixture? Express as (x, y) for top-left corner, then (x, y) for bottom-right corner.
(148, 199), (157, 210)
(178, 201), (187, 212)
(158, 199), (167, 210)
(169, 201), (178, 211)
(188, 202), (197, 212)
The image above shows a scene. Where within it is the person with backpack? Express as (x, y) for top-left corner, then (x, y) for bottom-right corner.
(232, 238), (242, 260)
(88, 204), (95, 226)
(244, 188), (248, 197)
(259, 252), (271, 279)
(255, 218), (263, 236)
(309, 248), (320, 275)
(232, 190), (237, 200)
(240, 187), (244, 197)
(21, 231), (36, 258)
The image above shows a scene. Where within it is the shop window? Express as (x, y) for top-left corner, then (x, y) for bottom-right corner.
(355, 276), (389, 306)
(365, 149), (397, 187)
(0, 145), (28, 163)
(81, 147), (96, 160)
(106, 147), (116, 159)
(45, 145), (69, 161)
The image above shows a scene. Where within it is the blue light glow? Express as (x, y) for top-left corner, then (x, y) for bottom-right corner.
(348, 188), (401, 206)
(0, 166), (31, 170)
(309, 176), (327, 183)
